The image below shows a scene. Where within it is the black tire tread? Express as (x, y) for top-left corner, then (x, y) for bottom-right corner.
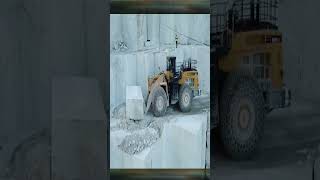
(152, 86), (167, 117)
(220, 72), (265, 160)
(179, 84), (193, 112)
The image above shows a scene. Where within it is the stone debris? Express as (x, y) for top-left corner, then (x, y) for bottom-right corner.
(111, 103), (168, 154)
(110, 96), (210, 168)
(111, 103), (126, 119)
(112, 41), (128, 52)
(118, 128), (159, 155)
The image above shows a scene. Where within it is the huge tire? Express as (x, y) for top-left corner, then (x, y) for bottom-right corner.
(152, 87), (167, 117)
(220, 72), (265, 160)
(179, 84), (193, 112)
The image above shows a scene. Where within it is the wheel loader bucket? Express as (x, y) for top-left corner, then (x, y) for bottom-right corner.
(145, 73), (168, 114)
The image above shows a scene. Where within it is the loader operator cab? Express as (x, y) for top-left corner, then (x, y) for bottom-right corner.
(166, 56), (180, 104)
(227, 0), (279, 31)
(167, 56), (178, 77)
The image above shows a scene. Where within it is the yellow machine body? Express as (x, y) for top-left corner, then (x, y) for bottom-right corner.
(147, 70), (199, 94)
(218, 30), (284, 89)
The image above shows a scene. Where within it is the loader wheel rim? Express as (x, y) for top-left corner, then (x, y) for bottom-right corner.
(239, 106), (250, 129)
(156, 96), (164, 111)
(233, 98), (255, 141)
(183, 92), (190, 105)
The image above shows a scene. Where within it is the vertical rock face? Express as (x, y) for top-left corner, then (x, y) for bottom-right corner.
(126, 86), (144, 120)
(162, 113), (207, 168)
(110, 14), (122, 47)
(110, 53), (138, 109)
(110, 14), (210, 52)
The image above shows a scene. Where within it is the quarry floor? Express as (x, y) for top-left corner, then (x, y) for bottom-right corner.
(212, 98), (320, 180)
(110, 95), (210, 169)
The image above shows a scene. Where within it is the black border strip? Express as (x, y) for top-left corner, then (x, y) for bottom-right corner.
(110, 169), (210, 179)
(110, 0), (210, 14)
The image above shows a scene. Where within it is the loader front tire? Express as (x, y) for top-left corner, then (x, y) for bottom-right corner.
(152, 87), (167, 117)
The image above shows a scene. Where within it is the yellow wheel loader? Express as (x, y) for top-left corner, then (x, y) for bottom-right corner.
(145, 56), (200, 117)
(211, 0), (291, 159)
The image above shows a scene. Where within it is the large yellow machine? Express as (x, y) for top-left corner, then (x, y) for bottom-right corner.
(145, 56), (200, 116)
(212, 0), (291, 159)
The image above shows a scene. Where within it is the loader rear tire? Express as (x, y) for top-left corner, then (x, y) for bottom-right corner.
(152, 87), (167, 117)
(220, 73), (265, 160)
(179, 84), (193, 112)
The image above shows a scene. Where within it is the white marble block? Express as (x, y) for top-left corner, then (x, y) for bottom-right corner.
(126, 86), (144, 120)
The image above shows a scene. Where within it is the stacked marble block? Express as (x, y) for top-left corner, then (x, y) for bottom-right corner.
(126, 86), (144, 120)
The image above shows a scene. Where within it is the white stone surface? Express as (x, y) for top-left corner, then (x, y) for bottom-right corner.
(110, 53), (137, 109)
(110, 14), (122, 47)
(122, 140), (163, 168)
(122, 15), (139, 51)
(191, 45), (210, 95)
(162, 113), (207, 168)
(110, 112), (208, 169)
(110, 129), (162, 169)
(136, 51), (155, 99)
(126, 86), (144, 120)
(110, 129), (130, 168)
(154, 52), (167, 74)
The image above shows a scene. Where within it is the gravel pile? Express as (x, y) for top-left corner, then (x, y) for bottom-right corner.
(118, 128), (159, 155)
(111, 104), (188, 155)
(111, 103), (126, 119)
